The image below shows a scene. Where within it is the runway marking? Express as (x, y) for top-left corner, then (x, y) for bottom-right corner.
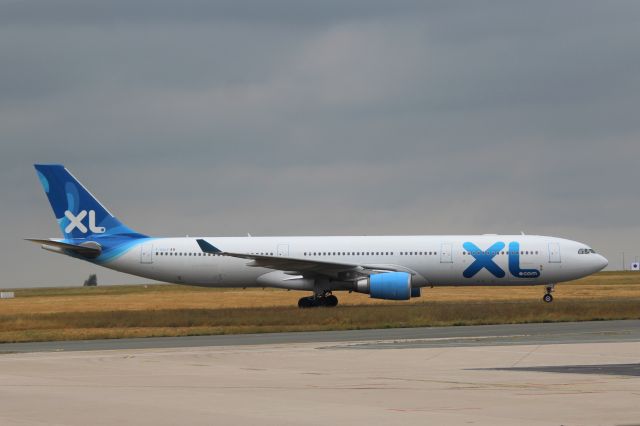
(318, 334), (532, 349)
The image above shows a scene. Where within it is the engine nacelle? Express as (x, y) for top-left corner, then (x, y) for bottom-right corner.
(356, 272), (414, 300)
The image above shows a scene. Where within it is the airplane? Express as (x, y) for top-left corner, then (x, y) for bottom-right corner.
(28, 164), (608, 308)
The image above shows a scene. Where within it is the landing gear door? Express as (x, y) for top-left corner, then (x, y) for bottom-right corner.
(440, 242), (453, 263)
(548, 242), (561, 263)
(140, 243), (153, 264)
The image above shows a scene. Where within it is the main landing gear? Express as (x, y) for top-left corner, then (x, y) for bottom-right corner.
(298, 293), (339, 308)
(543, 284), (555, 303)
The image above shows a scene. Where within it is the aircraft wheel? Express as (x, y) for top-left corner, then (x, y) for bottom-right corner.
(324, 295), (338, 307)
(543, 293), (553, 303)
(298, 296), (317, 308)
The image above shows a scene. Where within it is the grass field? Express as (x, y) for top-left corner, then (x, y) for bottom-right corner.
(1, 271), (639, 343)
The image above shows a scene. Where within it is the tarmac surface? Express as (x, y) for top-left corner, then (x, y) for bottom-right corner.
(1, 319), (639, 353)
(1, 320), (639, 425)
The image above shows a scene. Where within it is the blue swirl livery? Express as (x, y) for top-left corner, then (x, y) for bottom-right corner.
(33, 164), (148, 264)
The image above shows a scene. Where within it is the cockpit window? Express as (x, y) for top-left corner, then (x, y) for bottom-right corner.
(578, 248), (597, 254)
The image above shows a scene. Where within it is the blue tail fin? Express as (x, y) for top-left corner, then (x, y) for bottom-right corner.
(34, 164), (144, 239)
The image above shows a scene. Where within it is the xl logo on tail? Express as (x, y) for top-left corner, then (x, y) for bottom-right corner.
(64, 210), (105, 234)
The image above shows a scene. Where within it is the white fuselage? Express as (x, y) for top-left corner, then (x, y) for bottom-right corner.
(101, 234), (608, 291)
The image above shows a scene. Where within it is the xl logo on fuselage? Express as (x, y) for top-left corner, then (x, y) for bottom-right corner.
(64, 210), (105, 234)
(463, 242), (540, 279)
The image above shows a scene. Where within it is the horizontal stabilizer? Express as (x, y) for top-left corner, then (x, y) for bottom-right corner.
(25, 238), (102, 258)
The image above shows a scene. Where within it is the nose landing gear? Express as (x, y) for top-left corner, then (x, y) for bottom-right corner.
(298, 292), (339, 308)
(543, 284), (555, 303)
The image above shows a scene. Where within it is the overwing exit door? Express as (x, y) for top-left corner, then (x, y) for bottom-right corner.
(277, 244), (289, 257)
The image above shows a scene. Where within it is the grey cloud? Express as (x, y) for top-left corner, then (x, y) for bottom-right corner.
(0, 0), (433, 26)
(1, 1), (640, 286)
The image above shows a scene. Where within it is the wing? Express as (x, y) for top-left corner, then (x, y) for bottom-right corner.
(196, 239), (412, 280)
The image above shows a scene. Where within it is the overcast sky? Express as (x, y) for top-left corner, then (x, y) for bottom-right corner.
(2, 1), (640, 287)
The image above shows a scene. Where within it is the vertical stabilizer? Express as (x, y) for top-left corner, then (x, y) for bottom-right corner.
(34, 164), (144, 239)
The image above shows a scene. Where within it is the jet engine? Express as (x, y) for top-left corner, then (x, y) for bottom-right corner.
(355, 272), (420, 300)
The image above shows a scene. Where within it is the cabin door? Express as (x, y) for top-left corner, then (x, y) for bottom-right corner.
(140, 243), (154, 264)
(548, 243), (561, 263)
(440, 242), (453, 263)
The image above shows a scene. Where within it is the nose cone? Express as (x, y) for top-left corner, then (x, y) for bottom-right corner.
(593, 254), (608, 272)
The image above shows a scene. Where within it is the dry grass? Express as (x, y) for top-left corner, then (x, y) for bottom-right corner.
(1, 272), (639, 343)
(2, 271), (639, 315)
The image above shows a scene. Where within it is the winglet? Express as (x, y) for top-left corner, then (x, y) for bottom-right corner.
(196, 239), (222, 254)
